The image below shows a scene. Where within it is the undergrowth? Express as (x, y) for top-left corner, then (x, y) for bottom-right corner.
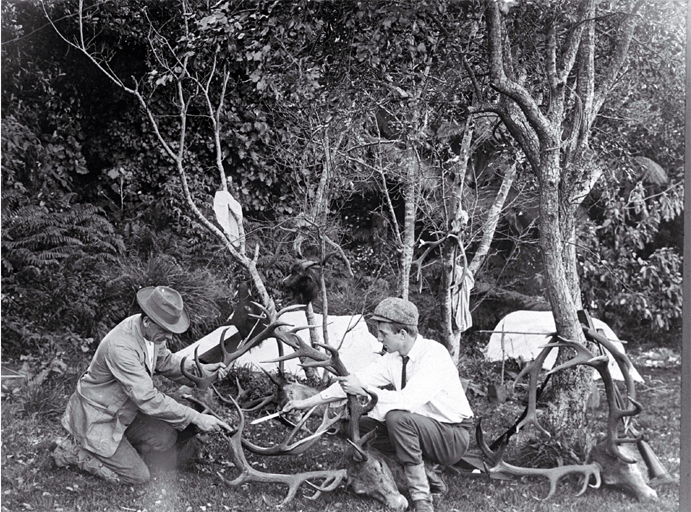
(1, 345), (681, 512)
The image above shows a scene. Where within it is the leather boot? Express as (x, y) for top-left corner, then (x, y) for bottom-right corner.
(404, 463), (434, 512)
(51, 437), (119, 482)
(425, 461), (447, 496)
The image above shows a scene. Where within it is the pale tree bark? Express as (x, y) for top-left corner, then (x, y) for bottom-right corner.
(399, 145), (420, 300)
(438, 124), (518, 362)
(46, 0), (273, 316)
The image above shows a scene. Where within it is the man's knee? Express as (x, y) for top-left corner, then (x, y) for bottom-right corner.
(119, 461), (151, 485)
(130, 426), (178, 454)
(147, 428), (178, 452)
(384, 410), (413, 431)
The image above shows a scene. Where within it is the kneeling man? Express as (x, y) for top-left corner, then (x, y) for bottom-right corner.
(52, 285), (231, 484)
(283, 297), (474, 512)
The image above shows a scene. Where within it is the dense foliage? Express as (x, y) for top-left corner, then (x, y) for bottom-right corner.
(1, 0), (684, 362)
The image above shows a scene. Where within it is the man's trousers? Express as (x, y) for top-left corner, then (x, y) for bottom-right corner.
(88, 412), (199, 484)
(359, 410), (471, 467)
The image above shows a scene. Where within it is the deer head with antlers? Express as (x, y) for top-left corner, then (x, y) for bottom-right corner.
(476, 314), (672, 501)
(178, 302), (406, 508)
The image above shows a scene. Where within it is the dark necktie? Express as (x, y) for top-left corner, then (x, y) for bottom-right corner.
(401, 356), (410, 389)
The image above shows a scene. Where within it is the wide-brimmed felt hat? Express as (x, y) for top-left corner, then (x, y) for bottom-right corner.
(136, 286), (190, 334)
(370, 297), (419, 326)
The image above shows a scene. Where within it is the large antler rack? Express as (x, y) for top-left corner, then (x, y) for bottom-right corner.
(186, 391), (346, 505)
(263, 329), (349, 377)
(212, 385), (345, 456)
(224, 303), (308, 365)
(476, 418), (601, 500)
(179, 304), (307, 394)
(546, 339), (642, 464)
(478, 313), (651, 499)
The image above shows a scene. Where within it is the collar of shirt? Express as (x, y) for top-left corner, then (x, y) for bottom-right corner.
(144, 339), (155, 369)
(133, 315), (155, 369)
(404, 334), (424, 363)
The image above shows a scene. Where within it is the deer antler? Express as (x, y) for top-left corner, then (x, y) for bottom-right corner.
(211, 390), (346, 505)
(546, 339), (642, 464)
(264, 332), (348, 377)
(476, 418), (601, 500)
(180, 346), (220, 391)
(511, 338), (559, 436)
(240, 403), (345, 456)
(221, 303), (308, 366)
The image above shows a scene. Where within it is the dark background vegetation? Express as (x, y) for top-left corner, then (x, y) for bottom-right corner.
(0, 0), (684, 510)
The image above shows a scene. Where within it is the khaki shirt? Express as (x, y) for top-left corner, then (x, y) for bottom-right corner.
(62, 315), (201, 457)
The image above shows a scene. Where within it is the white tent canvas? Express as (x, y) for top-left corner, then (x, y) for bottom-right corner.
(177, 311), (382, 377)
(483, 310), (643, 383)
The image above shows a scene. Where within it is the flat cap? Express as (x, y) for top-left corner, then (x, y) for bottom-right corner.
(370, 297), (419, 326)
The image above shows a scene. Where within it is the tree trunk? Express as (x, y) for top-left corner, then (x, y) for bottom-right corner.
(399, 145), (419, 300)
(539, 148), (590, 432)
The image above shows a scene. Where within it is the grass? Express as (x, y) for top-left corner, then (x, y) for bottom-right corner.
(1, 344), (681, 512)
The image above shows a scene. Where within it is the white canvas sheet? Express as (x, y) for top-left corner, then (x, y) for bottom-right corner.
(177, 311), (382, 378)
(483, 310), (643, 383)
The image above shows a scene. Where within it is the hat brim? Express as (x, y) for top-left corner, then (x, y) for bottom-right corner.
(370, 313), (416, 325)
(136, 287), (190, 334)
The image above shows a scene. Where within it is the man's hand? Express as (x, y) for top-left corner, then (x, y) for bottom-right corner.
(334, 375), (367, 396)
(199, 362), (229, 383)
(194, 413), (232, 433)
(282, 398), (310, 413)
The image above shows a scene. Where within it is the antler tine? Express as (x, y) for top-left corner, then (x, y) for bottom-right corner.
(476, 418), (508, 468)
(210, 385), (347, 506)
(242, 404), (346, 456)
(180, 346), (218, 390)
(297, 342), (345, 375)
(544, 338), (602, 376)
(493, 460), (601, 500)
(588, 357), (642, 464)
(583, 326), (637, 401)
(477, 418), (601, 499)
(219, 327), (234, 366)
(512, 342), (557, 436)
(264, 331), (338, 370)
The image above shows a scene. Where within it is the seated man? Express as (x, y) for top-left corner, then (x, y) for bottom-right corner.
(283, 297), (474, 512)
(51, 285), (231, 484)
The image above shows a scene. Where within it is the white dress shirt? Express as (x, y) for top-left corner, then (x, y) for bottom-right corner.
(144, 338), (155, 372)
(320, 335), (473, 423)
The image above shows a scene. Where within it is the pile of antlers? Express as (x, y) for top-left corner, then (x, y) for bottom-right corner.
(476, 312), (671, 501)
(179, 302), (369, 505)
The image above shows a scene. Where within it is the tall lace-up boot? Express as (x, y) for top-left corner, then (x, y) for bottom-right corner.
(404, 463), (434, 512)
